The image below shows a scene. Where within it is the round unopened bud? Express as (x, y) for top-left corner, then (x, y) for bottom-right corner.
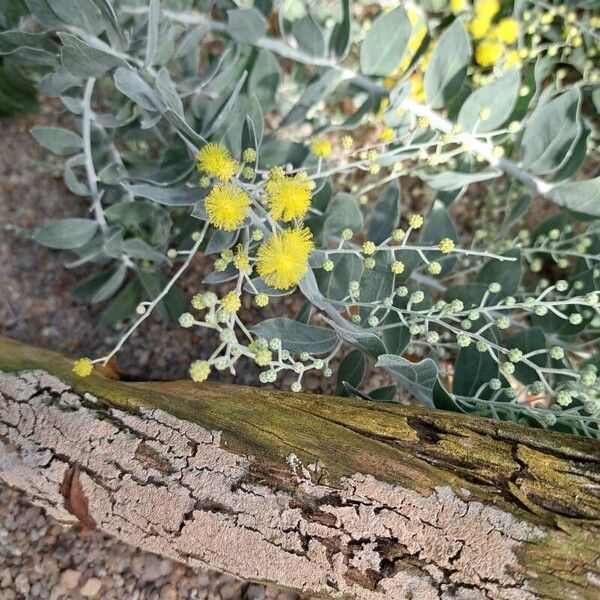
(396, 286), (408, 297)
(364, 257), (376, 269)
(426, 331), (440, 344)
(410, 291), (425, 304)
(136, 303), (147, 315)
(341, 228), (353, 240)
(242, 147), (257, 162)
(391, 228), (405, 242)
(291, 381), (302, 392)
(214, 258), (227, 272)
(489, 378), (502, 391)
(556, 390), (572, 407)
(569, 313), (583, 325)
(508, 349), (523, 363)
(450, 299), (464, 313)
(501, 362), (515, 375)
(167, 248), (178, 260)
(581, 368), (597, 386)
(179, 312), (195, 328)
(408, 214), (424, 229)
(351, 314), (361, 324)
(323, 367), (333, 377)
(530, 381), (544, 395)
(549, 346), (564, 360)
(409, 324), (422, 336)
(556, 280), (569, 292)
(391, 260), (405, 274)
(252, 228), (264, 242)
(488, 282), (502, 294)
(457, 333), (471, 348)
(322, 259), (334, 272)
(428, 261), (442, 275)
(191, 293), (206, 310)
(362, 241), (376, 255)
(255, 293), (269, 307)
(476, 340), (489, 353)
(496, 316), (510, 329)
(368, 315), (379, 327)
(189, 360), (210, 382)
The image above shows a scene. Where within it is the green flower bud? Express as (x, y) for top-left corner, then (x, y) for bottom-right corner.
(457, 333), (471, 348)
(489, 378), (502, 390)
(179, 312), (195, 328)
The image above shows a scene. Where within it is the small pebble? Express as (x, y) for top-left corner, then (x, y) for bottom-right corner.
(80, 577), (102, 597)
(60, 568), (81, 590)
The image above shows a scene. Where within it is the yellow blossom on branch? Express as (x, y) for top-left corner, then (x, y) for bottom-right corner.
(310, 138), (332, 158)
(474, 0), (499, 21)
(72, 357), (94, 377)
(475, 41), (504, 67)
(494, 18), (519, 44)
(205, 183), (251, 230)
(256, 227), (314, 290)
(196, 143), (239, 181)
(469, 15), (492, 40)
(221, 291), (241, 313)
(265, 171), (314, 222)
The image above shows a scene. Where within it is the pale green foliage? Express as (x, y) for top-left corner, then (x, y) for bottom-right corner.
(1, 0), (599, 438)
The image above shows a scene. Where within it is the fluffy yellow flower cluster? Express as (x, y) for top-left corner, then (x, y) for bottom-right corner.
(468, 0), (520, 68)
(195, 143), (316, 290)
(265, 169), (315, 222)
(196, 143), (239, 181)
(257, 227), (314, 290)
(72, 357), (94, 377)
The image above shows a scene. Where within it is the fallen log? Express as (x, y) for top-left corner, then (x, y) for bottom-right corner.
(0, 335), (598, 600)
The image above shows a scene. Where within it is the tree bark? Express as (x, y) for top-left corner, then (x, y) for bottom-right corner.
(0, 335), (598, 600)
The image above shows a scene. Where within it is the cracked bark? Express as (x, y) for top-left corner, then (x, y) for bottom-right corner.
(0, 336), (599, 600)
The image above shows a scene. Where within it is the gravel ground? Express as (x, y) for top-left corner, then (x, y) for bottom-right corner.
(0, 485), (300, 600)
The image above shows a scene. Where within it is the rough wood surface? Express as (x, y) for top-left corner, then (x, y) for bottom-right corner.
(0, 336), (599, 600)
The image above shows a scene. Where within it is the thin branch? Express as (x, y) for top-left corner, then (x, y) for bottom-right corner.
(82, 78), (107, 232)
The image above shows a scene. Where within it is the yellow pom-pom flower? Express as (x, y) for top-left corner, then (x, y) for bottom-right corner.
(256, 227), (314, 290)
(205, 183), (251, 231)
(450, 0), (467, 13)
(196, 143), (239, 181)
(475, 0), (499, 21)
(475, 41), (504, 67)
(310, 138), (332, 158)
(265, 171), (314, 222)
(378, 127), (395, 143)
(469, 15), (492, 40)
(72, 357), (94, 378)
(221, 291), (241, 313)
(494, 18), (519, 44)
